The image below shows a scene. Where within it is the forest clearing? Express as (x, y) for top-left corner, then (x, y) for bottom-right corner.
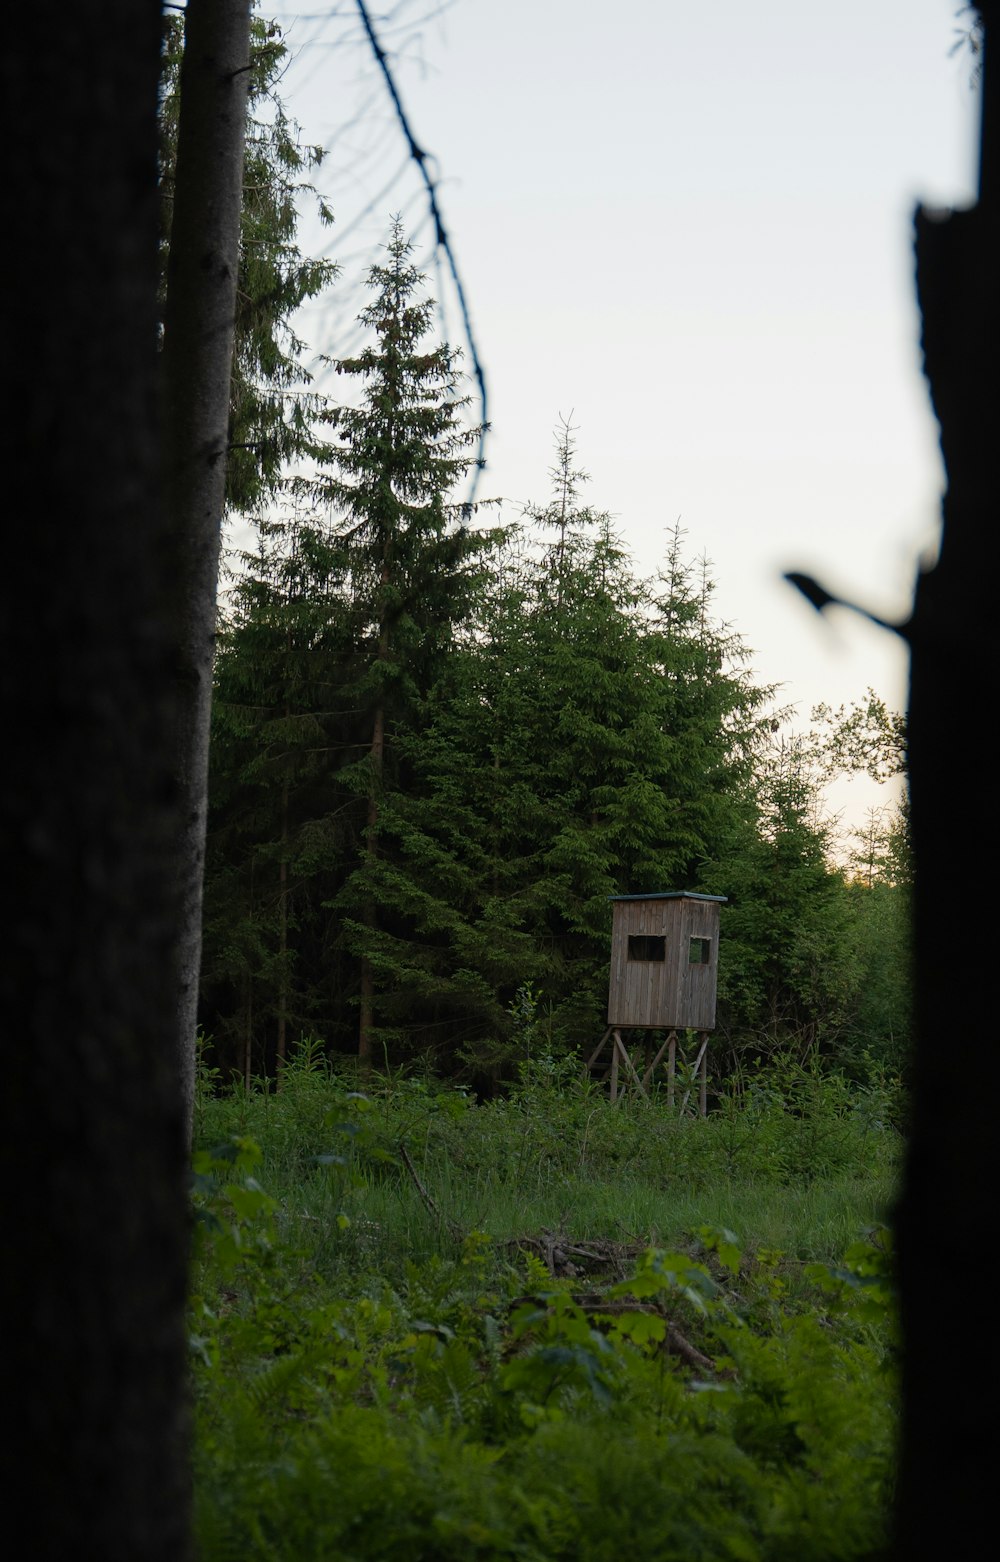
(190, 162), (908, 1553)
(192, 1045), (900, 1559)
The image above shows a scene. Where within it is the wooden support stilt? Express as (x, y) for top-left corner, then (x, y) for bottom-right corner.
(588, 1025), (707, 1108)
(678, 1033), (710, 1117)
(581, 1024), (612, 1074)
(612, 1030), (648, 1099)
(642, 1028), (677, 1088)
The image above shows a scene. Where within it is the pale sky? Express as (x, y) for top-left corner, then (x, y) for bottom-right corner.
(265, 0), (981, 838)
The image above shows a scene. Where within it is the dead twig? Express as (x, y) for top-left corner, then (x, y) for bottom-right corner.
(664, 1323), (722, 1375)
(398, 1139), (464, 1242)
(507, 1232), (645, 1280)
(506, 1292), (729, 1378)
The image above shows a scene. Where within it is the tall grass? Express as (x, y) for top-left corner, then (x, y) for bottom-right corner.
(191, 1046), (902, 1560)
(195, 1039), (902, 1286)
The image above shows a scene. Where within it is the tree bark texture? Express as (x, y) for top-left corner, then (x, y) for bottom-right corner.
(161, 0), (252, 1130)
(895, 7), (998, 1555)
(0, 4), (191, 1556)
(359, 559), (391, 1065)
(359, 695), (386, 1067)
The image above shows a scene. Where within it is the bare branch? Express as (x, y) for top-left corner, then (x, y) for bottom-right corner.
(355, 0), (488, 498)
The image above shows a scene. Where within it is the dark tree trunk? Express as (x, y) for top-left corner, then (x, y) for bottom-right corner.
(359, 553), (391, 1066)
(161, 0), (252, 1131)
(278, 776), (289, 1080)
(0, 3), (191, 1556)
(895, 7), (997, 1555)
(359, 697), (386, 1068)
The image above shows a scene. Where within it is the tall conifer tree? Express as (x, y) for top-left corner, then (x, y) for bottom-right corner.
(204, 513), (352, 1079)
(159, 9), (337, 515)
(318, 219), (488, 1061)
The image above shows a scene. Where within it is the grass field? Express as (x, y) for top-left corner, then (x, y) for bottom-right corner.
(191, 1046), (902, 1559)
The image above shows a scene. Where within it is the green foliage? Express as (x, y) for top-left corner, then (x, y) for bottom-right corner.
(709, 738), (855, 1049)
(159, 8), (337, 513)
(202, 391), (910, 1079)
(191, 1076), (898, 1558)
(349, 513), (775, 1066)
(203, 220), (498, 1069)
(319, 219), (496, 1060)
(809, 690), (907, 785)
(201, 515), (355, 1068)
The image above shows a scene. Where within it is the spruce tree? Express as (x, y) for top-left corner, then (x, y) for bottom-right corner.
(708, 733), (856, 1062)
(203, 512), (353, 1079)
(313, 219), (489, 1062)
(159, 8), (337, 514)
(524, 411), (596, 597)
(523, 518), (770, 1042)
(202, 414), (863, 1084)
(371, 471), (775, 1067)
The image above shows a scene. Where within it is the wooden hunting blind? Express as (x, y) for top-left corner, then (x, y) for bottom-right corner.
(608, 892), (724, 1030)
(588, 892), (727, 1108)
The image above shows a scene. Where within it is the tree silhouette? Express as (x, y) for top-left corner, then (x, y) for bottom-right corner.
(1, 3), (191, 1555)
(894, 4), (998, 1554)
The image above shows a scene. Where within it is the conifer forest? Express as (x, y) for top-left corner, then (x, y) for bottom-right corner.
(4, 4), (994, 1560)
(188, 26), (910, 1095)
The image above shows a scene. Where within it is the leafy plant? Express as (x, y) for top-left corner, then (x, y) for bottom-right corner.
(190, 1070), (899, 1559)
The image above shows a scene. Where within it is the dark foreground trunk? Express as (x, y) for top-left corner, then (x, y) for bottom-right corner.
(895, 7), (998, 1556)
(0, 4), (192, 1556)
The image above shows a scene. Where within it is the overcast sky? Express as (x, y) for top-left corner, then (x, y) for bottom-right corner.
(265, 0), (981, 835)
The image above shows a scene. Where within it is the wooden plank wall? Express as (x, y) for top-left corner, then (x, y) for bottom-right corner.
(677, 898), (720, 1030)
(607, 897), (720, 1029)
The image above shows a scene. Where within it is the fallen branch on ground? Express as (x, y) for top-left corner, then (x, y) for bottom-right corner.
(398, 1139), (464, 1242)
(507, 1291), (727, 1377)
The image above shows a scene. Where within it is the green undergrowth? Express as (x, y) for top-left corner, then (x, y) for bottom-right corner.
(191, 1045), (901, 1559)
